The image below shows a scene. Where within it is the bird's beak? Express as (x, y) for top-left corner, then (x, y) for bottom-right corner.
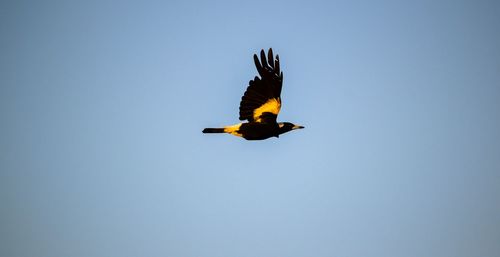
(293, 125), (305, 130)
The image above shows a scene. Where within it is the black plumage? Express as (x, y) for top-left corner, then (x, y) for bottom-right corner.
(203, 48), (304, 140)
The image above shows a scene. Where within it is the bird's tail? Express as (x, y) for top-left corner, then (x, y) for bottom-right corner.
(202, 128), (225, 133)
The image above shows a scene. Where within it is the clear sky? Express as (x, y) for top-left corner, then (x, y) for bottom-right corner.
(1, 0), (500, 257)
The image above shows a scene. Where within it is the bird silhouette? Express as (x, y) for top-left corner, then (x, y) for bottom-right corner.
(203, 48), (304, 140)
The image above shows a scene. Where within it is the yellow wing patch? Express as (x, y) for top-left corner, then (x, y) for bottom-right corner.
(223, 123), (243, 137)
(253, 98), (281, 122)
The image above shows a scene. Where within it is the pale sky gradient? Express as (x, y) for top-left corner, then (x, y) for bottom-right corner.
(1, 1), (500, 257)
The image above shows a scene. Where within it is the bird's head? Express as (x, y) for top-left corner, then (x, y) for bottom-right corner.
(278, 122), (305, 135)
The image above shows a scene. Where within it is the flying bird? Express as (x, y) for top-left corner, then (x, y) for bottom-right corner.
(203, 48), (304, 140)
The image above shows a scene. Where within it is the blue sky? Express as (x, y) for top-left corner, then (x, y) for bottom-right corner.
(1, 0), (500, 257)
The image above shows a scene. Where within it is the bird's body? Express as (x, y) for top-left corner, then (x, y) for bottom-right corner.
(203, 48), (303, 140)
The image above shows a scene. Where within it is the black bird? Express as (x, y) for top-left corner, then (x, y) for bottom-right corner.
(203, 48), (304, 140)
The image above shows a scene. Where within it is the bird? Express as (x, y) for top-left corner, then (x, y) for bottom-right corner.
(203, 48), (304, 140)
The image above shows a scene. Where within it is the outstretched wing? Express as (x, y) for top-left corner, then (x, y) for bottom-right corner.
(239, 48), (283, 124)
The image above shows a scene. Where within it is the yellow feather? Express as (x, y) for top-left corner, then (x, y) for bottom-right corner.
(223, 123), (243, 137)
(253, 98), (281, 122)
